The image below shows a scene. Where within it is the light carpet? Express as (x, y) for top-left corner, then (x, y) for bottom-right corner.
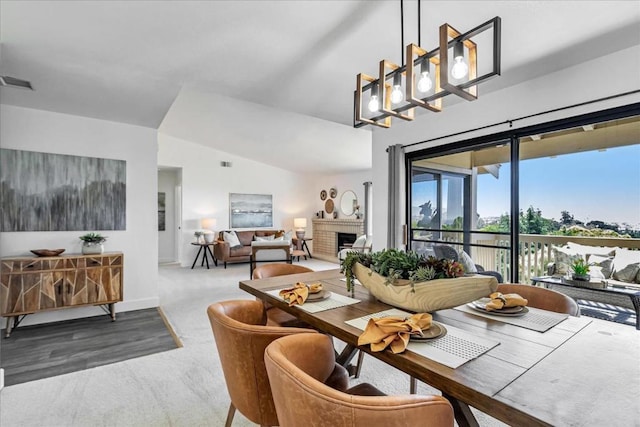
(1, 260), (510, 426)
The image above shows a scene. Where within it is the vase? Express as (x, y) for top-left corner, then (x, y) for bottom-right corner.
(82, 242), (104, 255)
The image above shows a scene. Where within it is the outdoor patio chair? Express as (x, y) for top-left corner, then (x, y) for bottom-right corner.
(433, 244), (504, 283)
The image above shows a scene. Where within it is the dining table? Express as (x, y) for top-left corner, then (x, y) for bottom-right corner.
(239, 268), (640, 427)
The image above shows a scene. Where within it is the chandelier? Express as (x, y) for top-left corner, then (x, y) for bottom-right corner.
(354, 0), (501, 128)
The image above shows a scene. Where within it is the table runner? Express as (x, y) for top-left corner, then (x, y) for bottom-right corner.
(266, 289), (360, 313)
(455, 304), (569, 332)
(346, 309), (500, 369)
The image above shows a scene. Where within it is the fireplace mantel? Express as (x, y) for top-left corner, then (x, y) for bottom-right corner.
(312, 218), (364, 261)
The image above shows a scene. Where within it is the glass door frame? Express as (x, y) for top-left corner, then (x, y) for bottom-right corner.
(404, 102), (640, 283)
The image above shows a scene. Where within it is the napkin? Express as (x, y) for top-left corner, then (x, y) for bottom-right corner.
(485, 292), (528, 311)
(279, 282), (310, 306)
(358, 313), (432, 354)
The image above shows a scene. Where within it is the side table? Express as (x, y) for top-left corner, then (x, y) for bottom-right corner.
(191, 242), (218, 269)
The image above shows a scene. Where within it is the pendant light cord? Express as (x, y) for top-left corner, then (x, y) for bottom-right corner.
(418, 0), (421, 47)
(400, 0), (405, 66)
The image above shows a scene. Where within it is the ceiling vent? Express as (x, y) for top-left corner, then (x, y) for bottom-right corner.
(0, 76), (34, 90)
(220, 161), (232, 168)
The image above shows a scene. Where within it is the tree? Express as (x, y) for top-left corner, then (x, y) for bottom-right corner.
(560, 210), (574, 225)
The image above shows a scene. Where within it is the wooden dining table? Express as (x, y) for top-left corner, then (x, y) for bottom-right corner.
(239, 269), (640, 427)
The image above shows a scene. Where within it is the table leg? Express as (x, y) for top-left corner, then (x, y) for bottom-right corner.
(630, 294), (640, 330)
(443, 393), (480, 427)
(203, 248), (210, 269)
(191, 246), (204, 269)
(335, 344), (360, 377)
(206, 245), (218, 267)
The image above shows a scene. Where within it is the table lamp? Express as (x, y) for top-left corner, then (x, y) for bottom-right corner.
(293, 217), (307, 250)
(201, 218), (217, 243)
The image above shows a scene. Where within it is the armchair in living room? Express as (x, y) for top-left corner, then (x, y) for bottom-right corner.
(433, 244), (504, 283)
(249, 240), (292, 277)
(338, 234), (372, 264)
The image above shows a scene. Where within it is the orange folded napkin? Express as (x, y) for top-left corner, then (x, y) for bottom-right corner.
(358, 313), (432, 354)
(485, 292), (528, 311)
(279, 282), (317, 306)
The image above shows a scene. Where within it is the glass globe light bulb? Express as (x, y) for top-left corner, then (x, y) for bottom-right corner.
(451, 56), (468, 79)
(391, 85), (403, 104)
(367, 95), (379, 112)
(417, 71), (432, 93)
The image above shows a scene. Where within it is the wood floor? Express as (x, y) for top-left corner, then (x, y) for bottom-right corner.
(0, 308), (180, 386)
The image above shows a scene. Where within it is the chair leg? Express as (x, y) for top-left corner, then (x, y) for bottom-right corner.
(224, 402), (236, 427)
(354, 350), (365, 378)
(410, 376), (418, 394)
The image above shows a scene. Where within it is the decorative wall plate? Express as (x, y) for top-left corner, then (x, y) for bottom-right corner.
(333, 211), (338, 219)
(325, 199), (334, 214)
(329, 187), (337, 199)
(320, 190), (327, 201)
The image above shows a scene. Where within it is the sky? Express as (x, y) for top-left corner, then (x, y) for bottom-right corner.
(477, 144), (640, 226)
(412, 144), (640, 227)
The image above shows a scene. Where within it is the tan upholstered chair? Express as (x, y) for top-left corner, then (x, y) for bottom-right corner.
(208, 300), (345, 427)
(497, 283), (580, 316)
(252, 263), (314, 327)
(265, 333), (454, 427)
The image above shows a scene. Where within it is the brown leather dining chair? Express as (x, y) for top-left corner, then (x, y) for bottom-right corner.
(265, 333), (455, 427)
(208, 300), (340, 427)
(496, 283), (580, 316)
(252, 263), (314, 327)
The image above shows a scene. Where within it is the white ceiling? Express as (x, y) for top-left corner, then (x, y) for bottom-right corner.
(1, 1), (639, 171)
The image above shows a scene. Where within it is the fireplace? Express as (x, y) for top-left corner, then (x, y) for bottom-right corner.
(311, 218), (364, 261)
(337, 232), (357, 253)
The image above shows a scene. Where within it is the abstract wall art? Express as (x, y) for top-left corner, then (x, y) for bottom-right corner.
(229, 193), (273, 228)
(158, 192), (166, 231)
(0, 149), (126, 231)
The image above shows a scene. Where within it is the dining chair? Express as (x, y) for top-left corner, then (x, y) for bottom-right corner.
(496, 283), (580, 316)
(252, 263), (315, 327)
(265, 333), (455, 427)
(208, 300), (350, 427)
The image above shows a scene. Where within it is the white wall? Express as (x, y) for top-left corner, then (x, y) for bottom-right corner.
(158, 168), (180, 263)
(371, 45), (640, 250)
(157, 133), (319, 267)
(0, 105), (159, 325)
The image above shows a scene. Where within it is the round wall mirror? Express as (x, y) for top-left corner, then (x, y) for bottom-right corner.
(339, 190), (358, 216)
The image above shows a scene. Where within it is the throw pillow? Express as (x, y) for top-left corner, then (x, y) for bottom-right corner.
(255, 235), (275, 242)
(457, 250), (478, 273)
(586, 254), (614, 279)
(552, 246), (582, 276)
(283, 230), (293, 242)
(613, 262), (640, 283)
(223, 230), (242, 249)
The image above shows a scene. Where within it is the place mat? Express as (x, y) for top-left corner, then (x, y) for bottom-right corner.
(455, 304), (569, 332)
(267, 289), (360, 313)
(346, 309), (500, 369)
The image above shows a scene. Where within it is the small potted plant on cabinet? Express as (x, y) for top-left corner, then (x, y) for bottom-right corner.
(79, 232), (107, 255)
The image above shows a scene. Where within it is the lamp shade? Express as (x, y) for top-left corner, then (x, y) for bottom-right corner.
(201, 218), (217, 230)
(293, 218), (307, 229)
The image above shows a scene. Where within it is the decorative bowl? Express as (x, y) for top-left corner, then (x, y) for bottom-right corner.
(30, 249), (65, 257)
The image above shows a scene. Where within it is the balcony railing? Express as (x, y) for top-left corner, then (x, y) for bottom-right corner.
(412, 231), (640, 283)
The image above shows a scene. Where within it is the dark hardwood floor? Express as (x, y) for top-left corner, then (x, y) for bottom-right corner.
(0, 308), (180, 386)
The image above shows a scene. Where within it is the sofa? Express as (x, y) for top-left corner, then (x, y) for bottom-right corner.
(547, 242), (640, 288)
(215, 230), (292, 268)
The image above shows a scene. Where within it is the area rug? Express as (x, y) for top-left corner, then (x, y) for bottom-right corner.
(0, 308), (181, 386)
(577, 299), (637, 328)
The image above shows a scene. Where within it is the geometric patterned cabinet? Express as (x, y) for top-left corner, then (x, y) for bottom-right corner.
(0, 252), (123, 337)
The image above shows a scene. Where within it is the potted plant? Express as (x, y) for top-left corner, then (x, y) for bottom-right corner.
(570, 258), (591, 281)
(341, 248), (496, 312)
(79, 232), (107, 255)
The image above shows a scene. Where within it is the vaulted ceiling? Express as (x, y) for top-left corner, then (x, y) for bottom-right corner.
(1, 1), (638, 172)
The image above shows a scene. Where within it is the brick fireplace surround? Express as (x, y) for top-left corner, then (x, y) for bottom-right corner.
(312, 218), (365, 262)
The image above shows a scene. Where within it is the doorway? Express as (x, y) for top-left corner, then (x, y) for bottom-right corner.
(158, 167), (182, 264)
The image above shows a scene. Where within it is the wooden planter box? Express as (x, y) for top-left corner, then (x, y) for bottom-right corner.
(353, 262), (498, 313)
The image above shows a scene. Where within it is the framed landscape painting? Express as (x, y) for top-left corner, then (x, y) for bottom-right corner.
(0, 149), (126, 231)
(229, 193), (273, 228)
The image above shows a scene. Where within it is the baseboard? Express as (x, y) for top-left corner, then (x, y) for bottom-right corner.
(0, 297), (160, 328)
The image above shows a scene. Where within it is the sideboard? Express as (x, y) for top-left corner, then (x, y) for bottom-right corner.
(0, 252), (123, 337)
